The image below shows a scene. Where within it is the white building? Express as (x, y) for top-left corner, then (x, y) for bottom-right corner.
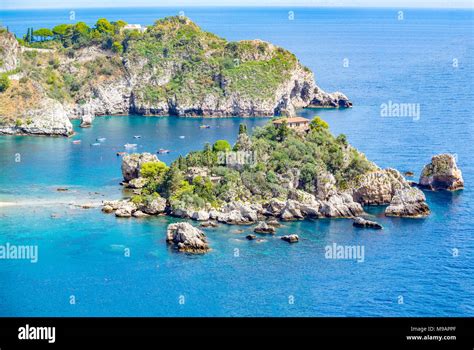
(123, 24), (147, 33)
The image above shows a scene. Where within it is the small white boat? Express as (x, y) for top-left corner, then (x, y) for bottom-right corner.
(72, 140), (81, 144)
(179, 135), (185, 139)
(96, 137), (106, 142)
(91, 142), (101, 146)
(158, 148), (171, 154)
(199, 125), (211, 129)
(124, 143), (137, 149)
(133, 135), (141, 139)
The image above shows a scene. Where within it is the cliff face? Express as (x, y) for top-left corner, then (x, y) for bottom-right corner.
(0, 17), (351, 136)
(0, 31), (19, 73)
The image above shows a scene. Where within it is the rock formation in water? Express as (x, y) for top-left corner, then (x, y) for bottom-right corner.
(166, 222), (210, 253)
(352, 217), (383, 229)
(0, 17), (351, 136)
(385, 187), (430, 218)
(419, 154), (464, 191)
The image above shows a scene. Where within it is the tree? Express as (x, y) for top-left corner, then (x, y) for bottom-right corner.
(162, 165), (184, 197)
(310, 116), (329, 131)
(74, 22), (90, 34)
(336, 134), (348, 146)
(111, 41), (123, 53)
(276, 120), (289, 141)
(212, 140), (231, 153)
(52, 24), (71, 37)
(95, 18), (113, 34)
(33, 28), (53, 41)
(0, 74), (11, 92)
(238, 123), (247, 135)
(140, 161), (168, 180)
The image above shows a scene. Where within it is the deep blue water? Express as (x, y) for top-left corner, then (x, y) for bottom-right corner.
(0, 7), (473, 316)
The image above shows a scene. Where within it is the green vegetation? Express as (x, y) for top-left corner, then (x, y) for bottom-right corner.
(310, 116), (329, 131)
(212, 140), (231, 153)
(33, 28), (53, 41)
(0, 74), (10, 92)
(131, 120), (375, 211)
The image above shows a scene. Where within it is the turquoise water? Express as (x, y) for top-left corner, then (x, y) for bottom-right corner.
(0, 8), (473, 316)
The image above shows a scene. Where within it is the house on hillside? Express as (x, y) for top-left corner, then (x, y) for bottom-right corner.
(123, 24), (147, 33)
(272, 117), (310, 132)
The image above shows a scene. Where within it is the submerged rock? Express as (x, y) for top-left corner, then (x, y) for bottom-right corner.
(352, 217), (383, 229)
(281, 234), (299, 243)
(419, 154), (464, 191)
(385, 187), (430, 218)
(166, 222), (210, 253)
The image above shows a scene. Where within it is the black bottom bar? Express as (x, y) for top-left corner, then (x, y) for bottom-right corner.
(0, 317), (471, 347)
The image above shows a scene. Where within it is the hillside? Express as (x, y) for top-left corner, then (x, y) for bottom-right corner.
(0, 17), (351, 136)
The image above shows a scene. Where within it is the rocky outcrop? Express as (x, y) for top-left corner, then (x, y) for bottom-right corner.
(319, 193), (364, 217)
(0, 32), (19, 73)
(419, 154), (464, 191)
(254, 221), (276, 234)
(0, 98), (73, 136)
(166, 222), (210, 253)
(79, 114), (94, 128)
(385, 187), (430, 218)
(352, 169), (409, 206)
(121, 153), (160, 182)
(265, 191), (363, 220)
(112, 201), (138, 218)
(352, 217), (383, 229)
(141, 196), (167, 215)
(309, 86), (352, 108)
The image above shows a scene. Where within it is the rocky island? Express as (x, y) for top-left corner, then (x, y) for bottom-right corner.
(0, 16), (351, 136)
(100, 117), (461, 254)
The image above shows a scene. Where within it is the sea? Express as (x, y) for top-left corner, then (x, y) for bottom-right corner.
(0, 7), (473, 316)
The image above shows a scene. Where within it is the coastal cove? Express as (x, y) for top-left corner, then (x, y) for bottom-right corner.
(0, 7), (473, 317)
(0, 114), (472, 316)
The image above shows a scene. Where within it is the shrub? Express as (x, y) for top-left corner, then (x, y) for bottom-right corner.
(140, 161), (168, 180)
(212, 140), (231, 153)
(112, 41), (123, 54)
(310, 116), (329, 131)
(0, 74), (11, 92)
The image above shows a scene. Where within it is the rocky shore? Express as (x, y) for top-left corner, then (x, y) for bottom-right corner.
(102, 152), (441, 226)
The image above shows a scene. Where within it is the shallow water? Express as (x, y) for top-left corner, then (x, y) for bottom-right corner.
(0, 7), (473, 316)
